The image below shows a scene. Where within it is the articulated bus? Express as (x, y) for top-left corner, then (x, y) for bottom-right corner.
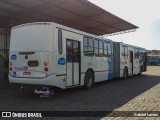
(9, 22), (147, 89)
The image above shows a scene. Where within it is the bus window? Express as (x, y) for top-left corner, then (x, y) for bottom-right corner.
(107, 43), (112, 57)
(58, 29), (62, 54)
(99, 40), (103, 56)
(94, 39), (99, 56)
(104, 42), (108, 56)
(73, 41), (79, 62)
(83, 37), (94, 56)
(83, 37), (88, 55)
(134, 48), (140, 58)
(89, 38), (93, 47)
(124, 46), (128, 58)
(84, 37), (88, 46)
(66, 40), (72, 62)
(121, 45), (128, 58)
(94, 39), (104, 57)
(121, 45), (125, 57)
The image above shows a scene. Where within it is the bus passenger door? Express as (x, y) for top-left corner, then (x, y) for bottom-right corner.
(66, 39), (80, 87)
(129, 51), (133, 75)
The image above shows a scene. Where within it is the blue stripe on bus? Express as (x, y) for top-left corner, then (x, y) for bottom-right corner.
(108, 58), (113, 80)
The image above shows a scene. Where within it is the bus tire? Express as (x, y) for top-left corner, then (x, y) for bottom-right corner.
(123, 68), (128, 80)
(84, 70), (94, 89)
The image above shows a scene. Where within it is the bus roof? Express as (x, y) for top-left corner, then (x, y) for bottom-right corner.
(12, 22), (113, 42)
(119, 42), (145, 50)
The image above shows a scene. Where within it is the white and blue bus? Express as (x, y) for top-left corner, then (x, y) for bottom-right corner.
(9, 22), (147, 89)
(147, 55), (160, 65)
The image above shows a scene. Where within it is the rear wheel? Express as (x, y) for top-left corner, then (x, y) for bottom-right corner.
(84, 70), (94, 89)
(123, 68), (128, 80)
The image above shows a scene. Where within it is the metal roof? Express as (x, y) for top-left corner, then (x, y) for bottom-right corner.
(0, 0), (138, 35)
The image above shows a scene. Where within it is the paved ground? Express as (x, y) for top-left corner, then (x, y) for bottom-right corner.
(0, 66), (160, 120)
(102, 83), (160, 120)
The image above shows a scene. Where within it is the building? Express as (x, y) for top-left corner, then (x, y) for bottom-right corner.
(0, 0), (138, 82)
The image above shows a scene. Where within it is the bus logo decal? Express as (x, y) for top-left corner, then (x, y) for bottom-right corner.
(58, 57), (66, 65)
(11, 54), (17, 60)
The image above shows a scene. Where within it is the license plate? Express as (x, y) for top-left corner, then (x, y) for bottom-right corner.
(23, 72), (31, 75)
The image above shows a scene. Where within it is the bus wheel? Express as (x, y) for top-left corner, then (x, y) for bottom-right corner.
(84, 70), (94, 89)
(123, 68), (128, 80)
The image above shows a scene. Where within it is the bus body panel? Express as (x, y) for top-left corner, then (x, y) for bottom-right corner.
(9, 23), (66, 89)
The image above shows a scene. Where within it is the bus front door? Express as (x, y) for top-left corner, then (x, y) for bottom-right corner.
(66, 39), (80, 87)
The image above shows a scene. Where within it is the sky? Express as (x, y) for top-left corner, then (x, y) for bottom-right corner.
(89, 0), (160, 50)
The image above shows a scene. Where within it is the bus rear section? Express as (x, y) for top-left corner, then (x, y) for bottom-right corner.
(9, 23), (63, 88)
(113, 42), (147, 79)
(9, 52), (54, 83)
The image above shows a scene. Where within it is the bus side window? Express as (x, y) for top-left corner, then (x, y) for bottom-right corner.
(58, 29), (62, 54)
(134, 48), (140, 58)
(83, 37), (94, 56)
(94, 39), (99, 56)
(94, 39), (104, 57)
(104, 42), (108, 57)
(125, 46), (128, 58)
(99, 40), (104, 57)
(121, 45), (125, 58)
(107, 42), (112, 57)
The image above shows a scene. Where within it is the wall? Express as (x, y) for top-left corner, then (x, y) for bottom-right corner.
(0, 27), (10, 81)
